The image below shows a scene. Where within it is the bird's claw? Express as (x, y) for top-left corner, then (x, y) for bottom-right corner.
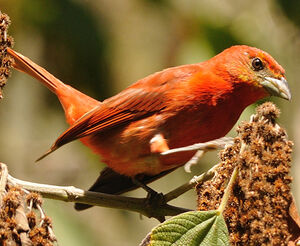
(145, 190), (166, 222)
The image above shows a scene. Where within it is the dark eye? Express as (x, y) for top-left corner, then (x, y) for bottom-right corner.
(252, 58), (264, 71)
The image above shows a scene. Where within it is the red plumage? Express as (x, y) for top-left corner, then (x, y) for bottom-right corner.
(6, 45), (290, 209)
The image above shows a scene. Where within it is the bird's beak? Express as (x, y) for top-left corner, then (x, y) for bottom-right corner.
(261, 76), (291, 101)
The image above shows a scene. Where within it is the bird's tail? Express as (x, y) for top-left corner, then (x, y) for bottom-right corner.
(6, 47), (65, 94)
(6, 48), (100, 125)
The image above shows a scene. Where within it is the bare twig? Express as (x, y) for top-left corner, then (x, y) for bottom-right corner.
(184, 150), (205, 173)
(0, 163), (8, 204)
(164, 162), (219, 202)
(5, 162), (222, 220)
(7, 173), (192, 221)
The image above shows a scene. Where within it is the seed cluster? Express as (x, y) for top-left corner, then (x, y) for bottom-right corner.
(0, 183), (56, 245)
(197, 102), (298, 245)
(0, 11), (14, 98)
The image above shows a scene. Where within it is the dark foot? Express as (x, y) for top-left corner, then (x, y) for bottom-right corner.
(132, 176), (166, 222)
(132, 177), (165, 204)
(146, 190), (166, 222)
(146, 189), (165, 206)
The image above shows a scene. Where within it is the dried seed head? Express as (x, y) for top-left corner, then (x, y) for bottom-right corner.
(256, 101), (280, 123)
(197, 102), (295, 244)
(26, 211), (37, 229)
(29, 227), (48, 244)
(42, 217), (52, 228)
(0, 228), (8, 241)
(26, 193), (43, 209)
(0, 163), (56, 245)
(0, 11), (14, 98)
(3, 189), (22, 216)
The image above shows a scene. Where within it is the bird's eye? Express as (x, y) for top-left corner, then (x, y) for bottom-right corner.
(252, 58), (264, 71)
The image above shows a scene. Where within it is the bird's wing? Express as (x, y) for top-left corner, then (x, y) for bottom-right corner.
(37, 65), (200, 160)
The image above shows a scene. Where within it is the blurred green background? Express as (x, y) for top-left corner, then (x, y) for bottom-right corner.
(0, 0), (299, 245)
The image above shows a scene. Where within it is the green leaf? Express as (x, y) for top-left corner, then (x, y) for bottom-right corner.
(140, 210), (229, 246)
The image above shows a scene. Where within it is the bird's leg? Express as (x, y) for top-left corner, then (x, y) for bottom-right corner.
(132, 175), (166, 221)
(161, 137), (233, 156)
(184, 150), (205, 173)
(161, 137), (234, 172)
(128, 134), (169, 218)
(132, 176), (165, 204)
(132, 176), (157, 195)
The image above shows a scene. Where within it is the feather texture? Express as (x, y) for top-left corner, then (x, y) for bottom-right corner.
(7, 45), (288, 179)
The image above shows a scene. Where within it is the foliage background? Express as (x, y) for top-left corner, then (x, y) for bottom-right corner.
(0, 0), (299, 245)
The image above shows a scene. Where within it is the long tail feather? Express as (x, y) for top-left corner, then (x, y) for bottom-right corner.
(6, 47), (66, 93)
(7, 47), (101, 161)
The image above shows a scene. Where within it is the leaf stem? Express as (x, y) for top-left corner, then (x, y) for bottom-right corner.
(217, 166), (238, 214)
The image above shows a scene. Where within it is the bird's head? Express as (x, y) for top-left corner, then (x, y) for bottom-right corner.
(215, 45), (291, 101)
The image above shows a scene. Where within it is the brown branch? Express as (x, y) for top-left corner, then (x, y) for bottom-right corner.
(7, 172), (191, 221)
(5, 161), (222, 221)
(0, 163), (8, 205)
(164, 163), (219, 202)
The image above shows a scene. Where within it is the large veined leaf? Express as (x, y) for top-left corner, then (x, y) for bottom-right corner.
(140, 210), (229, 246)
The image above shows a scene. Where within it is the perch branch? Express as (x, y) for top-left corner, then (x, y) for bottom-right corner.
(164, 162), (219, 202)
(7, 172), (190, 220)
(0, 163), (8, 205)
(5, 162), (221, 221)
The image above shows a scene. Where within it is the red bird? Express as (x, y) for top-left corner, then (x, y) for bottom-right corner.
(7, 46), (291, 210)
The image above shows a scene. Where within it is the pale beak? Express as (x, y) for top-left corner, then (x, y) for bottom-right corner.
(261, 77), (291, 101)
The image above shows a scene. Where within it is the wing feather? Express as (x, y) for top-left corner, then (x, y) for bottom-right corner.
(38, 64), (201, 160)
